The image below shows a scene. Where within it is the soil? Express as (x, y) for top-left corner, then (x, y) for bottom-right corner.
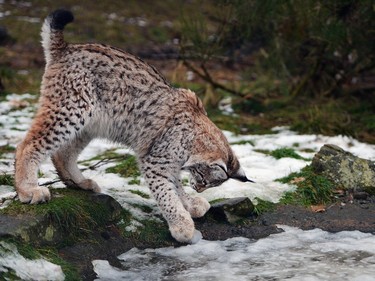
(59, 196), (375, 281)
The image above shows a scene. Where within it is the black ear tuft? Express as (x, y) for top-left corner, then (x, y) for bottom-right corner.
(49, 9), (74, 30)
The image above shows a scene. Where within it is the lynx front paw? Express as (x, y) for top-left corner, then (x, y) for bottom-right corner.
(168, 213), (198, 244)
(77, 179), (101, 193)
(187, 196), (211, 218)
(17, 186), (51, 204)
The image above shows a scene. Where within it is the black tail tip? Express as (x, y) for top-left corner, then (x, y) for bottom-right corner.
(49, 9), (74, 30)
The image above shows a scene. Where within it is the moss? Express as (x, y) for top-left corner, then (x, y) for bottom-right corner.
(277, 165), (335, 206)
(1, 189), (113, 244)
(105, 155), (140, 178)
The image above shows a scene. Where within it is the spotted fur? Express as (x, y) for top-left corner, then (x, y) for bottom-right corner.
(15, 9), (252, 243)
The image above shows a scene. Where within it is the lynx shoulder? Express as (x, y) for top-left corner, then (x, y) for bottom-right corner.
(15, 9), (252, 243)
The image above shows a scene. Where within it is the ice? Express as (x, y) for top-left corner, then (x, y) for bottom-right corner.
(93, 226), (375, 281)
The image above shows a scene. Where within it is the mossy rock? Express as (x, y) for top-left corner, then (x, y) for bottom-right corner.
(0, 189), (123, 246)
(312, 144), (375, 195)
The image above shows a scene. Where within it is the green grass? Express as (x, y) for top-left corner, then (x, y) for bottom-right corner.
(277, 165), (335, 206)
(1, 238), (81, 281)
(128, 178), (141, 185)
(253, 197), (276, 215)
(105, 155), (140, 178)
(0, 145), (16, 157)
(254, 147), (309, 160)
(0, 173), (14, 185)
(269, 148), (307, 160)
(230, 140), (255, 146)
(129, 189), (150, 199)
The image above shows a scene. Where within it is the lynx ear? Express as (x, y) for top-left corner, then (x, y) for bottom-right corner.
(182, 89), (207, 115)
(230, 167), (255, 183)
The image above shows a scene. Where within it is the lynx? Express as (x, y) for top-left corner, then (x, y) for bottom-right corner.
(15, 9), (253, 243)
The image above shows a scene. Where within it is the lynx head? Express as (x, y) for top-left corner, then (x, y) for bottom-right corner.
(183, 130), (253, 193)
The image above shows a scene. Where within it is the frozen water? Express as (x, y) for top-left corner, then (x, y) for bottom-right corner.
(93, 226), (375, 281)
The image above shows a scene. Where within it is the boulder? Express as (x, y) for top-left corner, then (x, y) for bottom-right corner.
(0, 192), (123, 246)
(208, 197), (255, 224)
(312, 144), (375, 194)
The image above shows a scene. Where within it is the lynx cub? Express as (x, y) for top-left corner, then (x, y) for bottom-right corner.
(15, 10), (252, 243)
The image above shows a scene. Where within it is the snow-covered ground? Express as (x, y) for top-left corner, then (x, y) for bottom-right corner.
(1, 93), (375, 280)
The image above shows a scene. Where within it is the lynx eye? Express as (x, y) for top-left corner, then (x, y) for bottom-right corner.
(211, 163), (228, 174)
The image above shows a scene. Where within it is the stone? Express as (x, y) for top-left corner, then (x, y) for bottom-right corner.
(0, 193), (123, 246)
(311, 144), (375, 194)
(208, 197), (255, 224)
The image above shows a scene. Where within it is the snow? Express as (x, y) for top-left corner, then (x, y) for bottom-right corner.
(93, 226), (375, 281)
(0, 241), (65, 281)
(1, 93), (375, 280)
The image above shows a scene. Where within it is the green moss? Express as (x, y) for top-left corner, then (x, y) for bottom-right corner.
(1, 189), (113, 243)
(105, 155), (140, 178)
(277, 165), (334, 206)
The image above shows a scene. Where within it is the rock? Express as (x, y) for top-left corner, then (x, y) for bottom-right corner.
(312, 144), (375, 194)
(0, 192), (123, 246)
(208, 197), (255, 224)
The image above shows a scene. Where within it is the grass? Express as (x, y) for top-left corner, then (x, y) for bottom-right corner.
(277, 165), (335, 206)
(129, 189), (150, 199)
(253, 197), (276, 215)
(254, 147), (309, 161)
(1, 238), (81, 281)
(105, 155), (140, 178)
(0, 144), (16, 157)
(270, 148), (307, 160)
(0, 173), (14, 185)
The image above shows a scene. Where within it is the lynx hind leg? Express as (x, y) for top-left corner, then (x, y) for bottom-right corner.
(15, 117), (61, 203)
(15, 140), (51, 204)
(15, 100), (90, 204)
(52, 132), (100, 193)
(176, 183), (210, 218)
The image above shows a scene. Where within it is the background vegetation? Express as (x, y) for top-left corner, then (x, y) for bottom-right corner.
(0, 0), (374, 142)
